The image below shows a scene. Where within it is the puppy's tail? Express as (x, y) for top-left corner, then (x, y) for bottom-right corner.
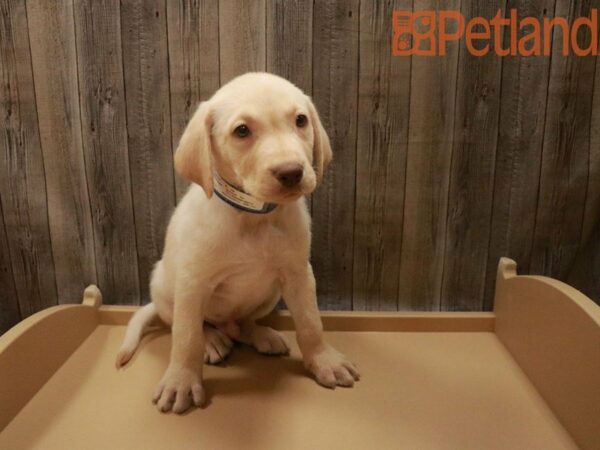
(115, 302), (159, 369)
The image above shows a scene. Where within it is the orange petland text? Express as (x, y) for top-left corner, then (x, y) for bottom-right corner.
(393, 9), (598, 56)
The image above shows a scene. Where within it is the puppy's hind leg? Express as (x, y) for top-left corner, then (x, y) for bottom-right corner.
(237, 321), (291, 356)
(203, 323), (234, 364)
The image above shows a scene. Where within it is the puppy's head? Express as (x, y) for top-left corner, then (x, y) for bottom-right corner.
(174, 72), (332, 203)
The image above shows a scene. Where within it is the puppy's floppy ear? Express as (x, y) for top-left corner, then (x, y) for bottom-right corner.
(174, 101), (214, 197)
(306, 96), (333, 183)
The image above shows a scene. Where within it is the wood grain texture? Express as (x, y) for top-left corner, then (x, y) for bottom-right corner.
(26, 0), (97, 304)
(1, 1), (600, 319)
(0, 0), (58, 317)
(311, 0), (360, 310)
(121, 0), (176, 303)
(352, 0), (410, 311)
(567, 48), (600, 304)
(483, 0), (556, 310)
(581, 53), (600, 245)
(0, 196), (20, 334)
(219, 0), (266, 84)
(167, 0), (220, 200)
(530, 0), (598, 281)
(73, 0), (140, 304)
(567, 224), (600, 305)
(266, 0), (312, 93)
(398, 0), (461, 311)
(441, 0), (505, 311)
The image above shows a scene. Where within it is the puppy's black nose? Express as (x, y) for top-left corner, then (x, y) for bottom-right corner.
(272, 163), (304, 188)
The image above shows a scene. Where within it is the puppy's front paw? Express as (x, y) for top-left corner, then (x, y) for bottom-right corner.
(152, 366), (205, 414)
(305, 345), (360, 388)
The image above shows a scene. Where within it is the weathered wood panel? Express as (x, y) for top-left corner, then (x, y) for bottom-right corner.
(0, 0), (58, 317)
(311, 0), (360, 310)
(73, 0), (140, 304)
(352, 0), (410, 311)
(484, 0), (556, 309)
(440, 0), (505, 311)
(567, 47), (600, 301)
(0, 196), (19, 333)
(121, 0), (176, 303)
(26, 0), (97, 304)
(530, 0), (598, 281)
(219, 0), (266, 84)
(398, 0), (461, 311)
(167, 0), (220, 200)
(265, 0), (313, 94)
(568, 225), (600, 302)
(581, 54), (600, 246)
(1, 0), (600, 322)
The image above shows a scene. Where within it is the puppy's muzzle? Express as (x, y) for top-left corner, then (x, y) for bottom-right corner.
(271, 162), (304, 188)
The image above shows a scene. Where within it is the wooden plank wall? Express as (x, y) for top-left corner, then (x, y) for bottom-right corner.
(1, 0), (599, 332)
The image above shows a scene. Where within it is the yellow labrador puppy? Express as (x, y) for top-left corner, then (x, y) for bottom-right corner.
(116, 72), (359, 413)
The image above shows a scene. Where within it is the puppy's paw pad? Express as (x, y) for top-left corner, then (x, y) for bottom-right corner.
(203, 327), (234, 364)
(153, 367), (205, 414)
(252, 327), (290, 355)
(307, 346), (360, 388)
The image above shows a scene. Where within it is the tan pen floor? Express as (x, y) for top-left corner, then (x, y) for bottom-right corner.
(0, 325), (576, 450)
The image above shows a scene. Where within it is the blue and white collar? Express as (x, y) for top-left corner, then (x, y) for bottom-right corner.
(213, 172), (278, 214)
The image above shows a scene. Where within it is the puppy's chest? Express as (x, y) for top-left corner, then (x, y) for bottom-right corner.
(207, 225), (290, 320)
(226, 221), (293, 266)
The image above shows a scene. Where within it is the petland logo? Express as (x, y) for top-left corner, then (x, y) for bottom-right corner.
(393, 9), (599, 56)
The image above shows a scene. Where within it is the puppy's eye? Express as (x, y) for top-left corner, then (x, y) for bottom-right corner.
(233, 124), (251, 138)
(296, 114), (308, 128)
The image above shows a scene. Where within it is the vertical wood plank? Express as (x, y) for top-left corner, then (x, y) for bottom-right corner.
(265, 0), (313, 94)
(567, 48), (600, 304)
(0, 0), (58, 316)
(311, 0), (359, 310)
(121, 0), (176, 303)
(581, 55), (600, 246)
(398, 0), (461, 311)
(74, 0), (140, 304)
(484, 0), (556, 310)
(219, 0), (266, 84)
(583, 31), (600, 304)
(352, 0), (410, 311)
(26, 0), (97, 304)
(167, 0), (220, 200)
(0, 196), (20, 334)
(567, 225), (600, 304)
(440, 1), (505, 311)
(531, 0), (598, 280)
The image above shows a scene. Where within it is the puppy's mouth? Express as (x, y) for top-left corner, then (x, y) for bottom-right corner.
(250, 187), (304, 204)
(277, 187), (305, 202)
(244, 173), (317, 205)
